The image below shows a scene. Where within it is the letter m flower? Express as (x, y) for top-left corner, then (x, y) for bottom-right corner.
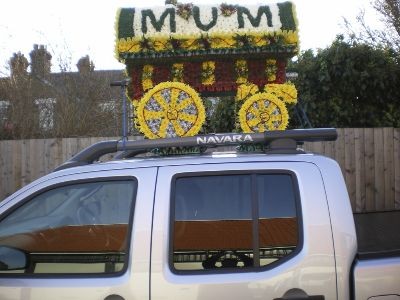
(142, 8), (176, 33)
(237, 6), (273, 28)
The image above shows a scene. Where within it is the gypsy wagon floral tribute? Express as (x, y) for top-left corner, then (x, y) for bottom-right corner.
(115, 1), (299, 139)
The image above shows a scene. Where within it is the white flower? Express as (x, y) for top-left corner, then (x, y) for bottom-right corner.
(133, 3), (283, 37)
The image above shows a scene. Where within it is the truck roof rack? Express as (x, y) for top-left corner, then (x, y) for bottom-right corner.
(53, 128), (337, 171)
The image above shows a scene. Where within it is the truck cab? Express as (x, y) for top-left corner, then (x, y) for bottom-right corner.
(0, 129), (398, 300)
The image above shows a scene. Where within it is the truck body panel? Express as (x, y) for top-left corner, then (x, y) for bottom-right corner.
(0, 168), (157, 300)
(353, 257), (400, 299)
(151, 160), (337, 300)
(0, 149), (398, 299)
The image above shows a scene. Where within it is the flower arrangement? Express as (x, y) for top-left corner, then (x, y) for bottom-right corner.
(264, 82), (298, 104)
(116, 31), (298, 59)
(201, 61), (215, 85)
(266, 59), (277, 82)
(220, 3), (237, 17)
(142, 65), (154, 91)
(238, 92), (289, 132)
(176, 3), (193, 20)
(116, 2), (299, 59)
(236, 83), (259, 101)
(165, 0), (178, 5)
(235, 60), (248, 84)
(172, 63), (184, 82)
(136, 81), (206, 139)
(116, 2), (300, 134)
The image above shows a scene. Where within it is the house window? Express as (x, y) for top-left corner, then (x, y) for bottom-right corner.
(171, 172), (300, 272)
(34, 98), (56, 130)
(99, 100), (116, 112)
(0, 100), (10, 122)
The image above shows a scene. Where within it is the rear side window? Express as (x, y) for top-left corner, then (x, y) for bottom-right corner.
(0, 179), (136, 276)
(171, 173), (300, 272)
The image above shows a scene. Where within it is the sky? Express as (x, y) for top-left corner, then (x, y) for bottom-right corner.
(0, 0), (380, 76)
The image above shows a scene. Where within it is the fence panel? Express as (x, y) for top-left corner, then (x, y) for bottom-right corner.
(395, 128), (400, 209)
(0, 129), (399, 212)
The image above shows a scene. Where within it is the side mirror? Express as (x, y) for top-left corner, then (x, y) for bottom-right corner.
(0, 246), (28, 271)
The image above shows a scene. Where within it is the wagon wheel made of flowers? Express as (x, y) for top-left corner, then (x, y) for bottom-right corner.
(238, 92), (289, 132)
(136, 82), (206, 139)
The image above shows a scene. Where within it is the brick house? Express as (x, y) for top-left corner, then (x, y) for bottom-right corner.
(0, 45), (127, 139)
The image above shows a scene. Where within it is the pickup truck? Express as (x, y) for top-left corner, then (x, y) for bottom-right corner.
(0, 128), (399, 300)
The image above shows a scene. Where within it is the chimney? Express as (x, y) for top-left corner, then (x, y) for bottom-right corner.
(77, 55), (95, 75)
(29, 44), (52, 78)
(9, 52), (29, 77)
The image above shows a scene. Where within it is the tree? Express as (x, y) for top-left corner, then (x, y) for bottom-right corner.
(204, 96), (236, 133)
(344, 0), (400, 52)
(291, 37), (400, 127)
(0, 46), (125, 139)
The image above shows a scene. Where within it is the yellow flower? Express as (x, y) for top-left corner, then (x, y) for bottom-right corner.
(117, 38), (141, 53)
(264, 83), (298, 104)
(266, 59), (277, 82)
(201, 61), (215, 85)
(142, 65), (154, 91)
(181, 38), (199, 50)
(153, 38), (170, 51)
(235, 60), (248, 84)
(283, 30), (299, 45)
(136, 82), (206, 139)
(172, 63), (184, 82)
(238, 92), (289, 132)
(236, 83), (259, 101)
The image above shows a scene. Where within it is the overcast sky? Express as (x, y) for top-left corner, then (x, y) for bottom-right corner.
(0, 0), (379, 75)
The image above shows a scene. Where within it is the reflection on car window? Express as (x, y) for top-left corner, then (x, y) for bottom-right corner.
(0, 179), (136, 275)
(172, 173), (299, 272)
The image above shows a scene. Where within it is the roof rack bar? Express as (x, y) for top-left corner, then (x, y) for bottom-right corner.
(54, 141), (119, 171)
(120, 128), (337, 150)
(54, 128), (337, 171)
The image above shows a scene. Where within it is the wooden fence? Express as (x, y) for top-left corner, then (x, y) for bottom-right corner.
(1, 128), (399, 212)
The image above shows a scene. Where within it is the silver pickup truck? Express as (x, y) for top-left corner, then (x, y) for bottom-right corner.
(0, 129), (399, 300)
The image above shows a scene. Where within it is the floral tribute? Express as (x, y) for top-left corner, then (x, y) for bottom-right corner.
(136, 82), (206, 139)
(116, 1), (299, 138)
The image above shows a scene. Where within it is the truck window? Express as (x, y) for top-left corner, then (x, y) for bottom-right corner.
(0, 179), (136, 276)
(171, 173), (300, 272)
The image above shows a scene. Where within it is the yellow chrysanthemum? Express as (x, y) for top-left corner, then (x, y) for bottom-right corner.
(201, 61), (215, 85)
(153, 38), (170, 51)
(172, 63), (184, 82)
(283, 30), (299, 45)
(117, 38), (141, 53)
(136, 82), (206, 139)
(235, 60), (248, 84)
(236, 83), (259, 101)
(142, 65), (154, 91)
(239, 92), (289, 132)
(265, 59), (277, 82)
(264, 83), (298, 104)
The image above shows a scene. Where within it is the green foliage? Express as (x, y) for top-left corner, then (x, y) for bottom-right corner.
(292, 38), (400, 127)
(204, 96), (236, 133)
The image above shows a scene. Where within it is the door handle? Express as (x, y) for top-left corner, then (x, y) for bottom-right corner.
(104, 295), (125, 300)
(274, 288), (325, 300)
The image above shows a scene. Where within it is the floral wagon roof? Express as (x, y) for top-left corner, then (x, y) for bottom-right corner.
(115, 1), (299, 64)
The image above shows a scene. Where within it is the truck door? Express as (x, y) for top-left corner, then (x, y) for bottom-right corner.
(0, 167), (157, 300)
(151, 161), (336, 300)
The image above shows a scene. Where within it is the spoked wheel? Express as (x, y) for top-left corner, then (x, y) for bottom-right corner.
(137, 82), (206, 139)
(238, 92), (289, 132)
